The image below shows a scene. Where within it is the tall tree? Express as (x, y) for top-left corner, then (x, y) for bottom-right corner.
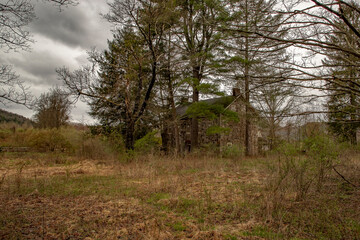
(324, 1), (360, 143)
(224, 0), (290, 155)
(59, 30), (151, 149)
(176, 0), (224, 150)
(91, 30), (153, 149)
(59, 0), (173, 150)
(253, 81), (298, 149)
(155, 27), (184, 154)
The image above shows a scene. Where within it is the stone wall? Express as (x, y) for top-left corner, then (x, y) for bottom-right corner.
(198, 118), (220, 146)
(178, 118), (220, 152)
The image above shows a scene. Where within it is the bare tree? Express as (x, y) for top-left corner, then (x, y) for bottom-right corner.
(0, 0), (77, 105)
(248, 1), (360, 94)
(253, 81), (299, 149)
(33, 87), (71, 129)
(1, 0), (76, 51)
(279, 1), (360, 139)
(222, 0), (291, 155)
(217, 0), (360, 146)
(0, 65), (30, 104)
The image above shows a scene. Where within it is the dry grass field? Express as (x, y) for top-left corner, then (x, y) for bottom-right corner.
(0, 151), (359, 239)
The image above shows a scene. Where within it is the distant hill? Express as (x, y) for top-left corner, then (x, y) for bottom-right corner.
(0, 109), (34, 125)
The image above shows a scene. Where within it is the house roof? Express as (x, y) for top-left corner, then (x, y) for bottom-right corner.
(176, 96), (236, 118)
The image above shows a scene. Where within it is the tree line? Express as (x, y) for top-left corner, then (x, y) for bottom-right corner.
(1, 0), (360, 153)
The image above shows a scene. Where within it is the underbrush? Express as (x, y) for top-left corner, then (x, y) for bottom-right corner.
(0, 134), (359, 239)
(0, 123), (123, 161)
(264, 135), (360, 239)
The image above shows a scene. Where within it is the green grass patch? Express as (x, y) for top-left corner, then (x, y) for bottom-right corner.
(168, 221), (186, 232)
(176, 197), (199, 213)
(242, 225), (283, 239)
(181, 168), (200, 174)
(224, 234), (238, 240)
(146, 192), (170, 204)
(4, 175), (135, 197)
(281, 206), (360, 240)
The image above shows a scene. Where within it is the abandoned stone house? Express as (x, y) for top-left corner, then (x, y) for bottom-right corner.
(171, 88), (260, 155)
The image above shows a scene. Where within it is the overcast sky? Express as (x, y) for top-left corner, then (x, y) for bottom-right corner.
(2, 0), (113, 124)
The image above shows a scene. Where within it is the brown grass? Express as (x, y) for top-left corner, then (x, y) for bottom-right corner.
(0, 152), (359, 239)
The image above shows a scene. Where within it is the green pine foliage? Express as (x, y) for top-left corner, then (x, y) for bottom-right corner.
(134, 131), (161, 153)
(206, 126), (230, 135)
(324, 2), (360, 144)
(184, 96), (239, 137)
(185, 97), (239, 123)
(328, 100), (360, 143)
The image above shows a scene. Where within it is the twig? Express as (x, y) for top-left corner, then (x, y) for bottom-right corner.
(333, 166), (359, 188)
(42, 206), (45, 240)
(0, 170), (8, 188)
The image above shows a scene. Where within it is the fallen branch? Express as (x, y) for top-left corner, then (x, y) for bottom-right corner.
(333, 166), (359, 188)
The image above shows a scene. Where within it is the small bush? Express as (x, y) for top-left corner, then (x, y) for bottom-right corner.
(221, 144), (244, 159)
(199, 143), (219, 156)
(28, 129), (72, 152)
(0, 125), (33, 147)
(303, 135), (339, 191)
(270, 135), (339, 201)
(106, 130), (125, 153)
(0, 129), (12, 141)
(78, 135), (118, 160)
(134, 131), (161, 154)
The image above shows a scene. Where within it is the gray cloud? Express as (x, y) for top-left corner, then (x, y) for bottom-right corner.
(9, 52), (62, 84)
(1, 0), (112, 123)
(30, 1), (112, 50)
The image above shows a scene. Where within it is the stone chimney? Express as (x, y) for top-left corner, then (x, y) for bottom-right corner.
(232, 88), (240, 97)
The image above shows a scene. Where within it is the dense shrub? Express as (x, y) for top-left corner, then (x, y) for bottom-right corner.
(28, 129), (72, 152)
(271, 135), (339, 200)
(105, 130), (125, 153)
(221, 144), (244, 159)
(134, 131), (161, 154)
(0, 124), (122, 160)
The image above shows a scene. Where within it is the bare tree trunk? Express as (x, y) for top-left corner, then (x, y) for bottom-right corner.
(191, 66), (200, 150)
(171, 111), (180, 155)
(245, 71), (250, 155)
(350, 71), (357, 145)
(164, 31), (180, 155)
(161, 122), (169, 153)
(244, 0), (251, 156)
(167, 67), (180, 155)
(125, 120), (135, 150)
(269, 116), (276, 150)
